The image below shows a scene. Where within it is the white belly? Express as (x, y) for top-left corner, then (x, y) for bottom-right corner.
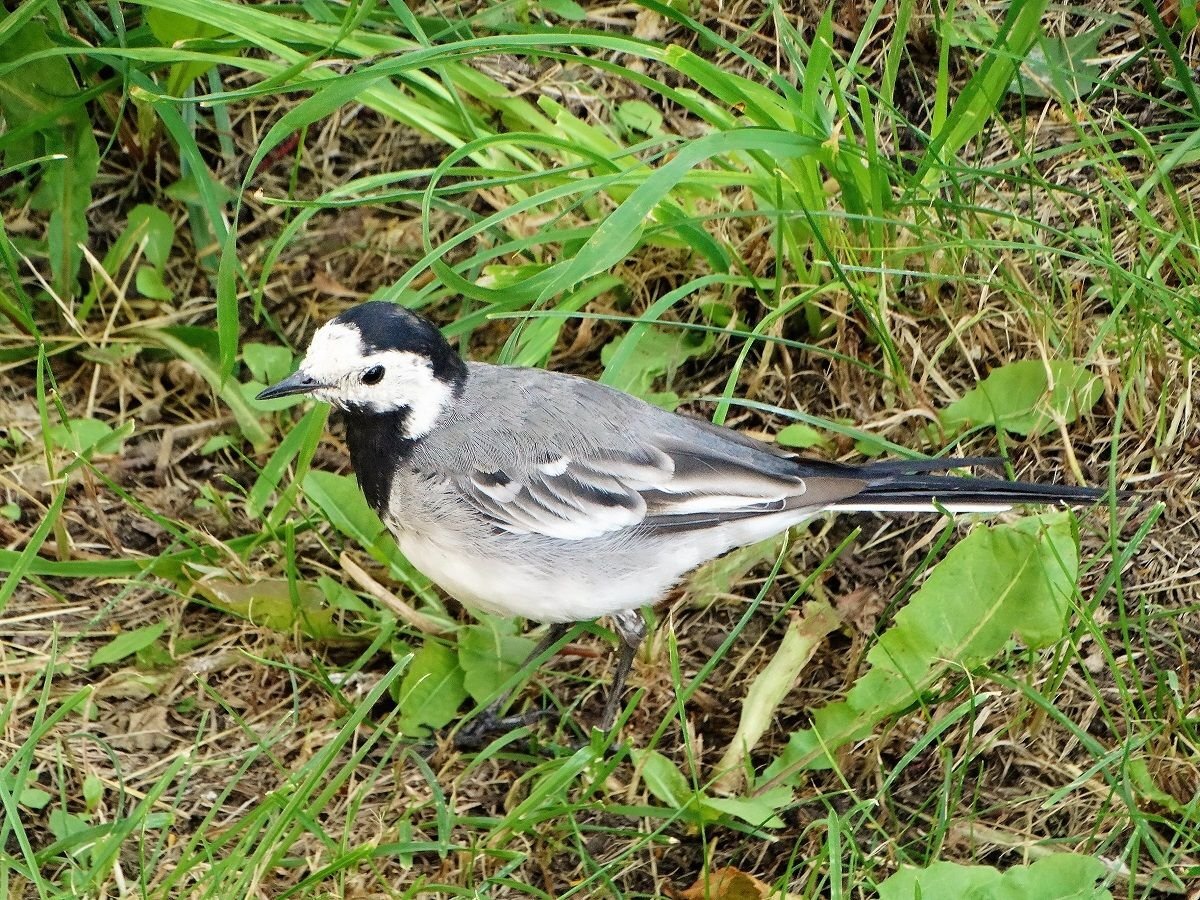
(394, 530), (659, 623)
(391, 507), (821, 624)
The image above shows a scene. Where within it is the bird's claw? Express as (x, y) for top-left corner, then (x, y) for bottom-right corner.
(454, 707), (555, 751)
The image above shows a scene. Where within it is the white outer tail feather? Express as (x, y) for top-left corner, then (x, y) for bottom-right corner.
(827, 501), (1015, 514)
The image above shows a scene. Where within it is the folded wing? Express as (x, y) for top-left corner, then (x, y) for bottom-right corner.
(452, 437), (869, 541)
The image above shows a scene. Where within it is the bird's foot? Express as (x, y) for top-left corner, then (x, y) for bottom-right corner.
(454, 706), (556, 751)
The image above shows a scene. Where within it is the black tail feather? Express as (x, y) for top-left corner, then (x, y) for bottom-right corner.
(856, 458), (1121, 507)
(860, 456), (1005, 477)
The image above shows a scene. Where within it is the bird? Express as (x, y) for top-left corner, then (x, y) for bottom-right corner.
(256, 300), (1112, 746)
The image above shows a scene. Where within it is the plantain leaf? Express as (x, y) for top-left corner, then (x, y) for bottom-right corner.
(774, 423), (831, 450)
(457, 617), (535, 706)
(879, 853), (1112, 900)
(46, 417), (130, 458)
(600, 326), (714, 410)
(634, 748), (694, 811)
(764, 513), (1078, 779)
(397, 641), (467, 735)
(633, 747), (792, 830)
(941, 360), (1102, 437)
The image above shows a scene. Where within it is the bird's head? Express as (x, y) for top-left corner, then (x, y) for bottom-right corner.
(256, 301), (467, 437)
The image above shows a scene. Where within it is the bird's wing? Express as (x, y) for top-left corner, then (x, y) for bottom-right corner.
(451, 435), (870, 541)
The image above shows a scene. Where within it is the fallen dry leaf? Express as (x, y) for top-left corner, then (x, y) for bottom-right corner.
(671, 866), (807, 900)
(835, 586), (886, 634)
(117, 704), (172, 751)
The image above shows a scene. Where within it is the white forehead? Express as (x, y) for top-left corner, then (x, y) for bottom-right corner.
(302, 321), (365, 378)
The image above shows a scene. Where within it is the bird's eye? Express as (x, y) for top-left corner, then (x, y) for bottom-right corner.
(361, 365), (385, 385)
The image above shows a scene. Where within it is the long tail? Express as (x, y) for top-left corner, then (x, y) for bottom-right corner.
(828, 457), (1117, 514)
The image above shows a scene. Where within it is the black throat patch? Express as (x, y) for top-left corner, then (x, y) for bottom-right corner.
(342, 407), (417, 513)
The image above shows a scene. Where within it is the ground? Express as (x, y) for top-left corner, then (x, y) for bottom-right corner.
(0, 1), (1198, 898)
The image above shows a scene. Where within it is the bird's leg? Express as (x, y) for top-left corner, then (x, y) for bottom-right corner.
(455, 622), (571, 750)
(599, 610), (646, 732)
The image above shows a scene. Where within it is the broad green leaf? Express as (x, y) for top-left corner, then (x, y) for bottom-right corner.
(42, 116), (99, 298)
(19, 786), (51, 810)
(156, 325), (220, 361)
(82, 774), (103, 812)
(145, 7), (225, 44)
(700, 790), (790, 830)
(457, 618), (535, 705)
(633, 748), (792, 830)
(242, 378), (306, 412)
(955, 17), (1111, 103)
(540, 0), (587, 19)
(1127, 756), (1183, 813)
(78, 345), (139, 368)
(878, 853), (1112, 900)
(145, 7), (225, 96)
(317, 575), (371, 615)
(397, 641), (467, 734)
(89, 621), (168, 669)
(47, 809), (90, 849)
(634, 749), (694, 811)
(135, 266), (173, 301)
(764, 514), (1078, 778)
(164, 169), (237, 208)
(698, 300), (734, 328)
(600, 326), (714, 410)
(884, 861), (1002, 897)
(135, 639), (175, 670)
(193, 577), (342, 639)
(941, 360), (1102, 437)
(199, 435), (234, 454)
(242, 343), (295, 389)
(86, 206), (176, 320)
(774, 423), (830, 450)
(124, 205), (176, 270)
(112, 207), (175, 273)
(46, 418), (131, 458)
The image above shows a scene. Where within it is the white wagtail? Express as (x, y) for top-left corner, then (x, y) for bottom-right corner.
(257, 301), (1111, 744)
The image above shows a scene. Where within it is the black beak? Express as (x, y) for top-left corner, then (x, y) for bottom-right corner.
(256, 370), (321, 401)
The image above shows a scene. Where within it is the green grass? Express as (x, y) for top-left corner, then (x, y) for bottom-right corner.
(0, 0), (1196, 896)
